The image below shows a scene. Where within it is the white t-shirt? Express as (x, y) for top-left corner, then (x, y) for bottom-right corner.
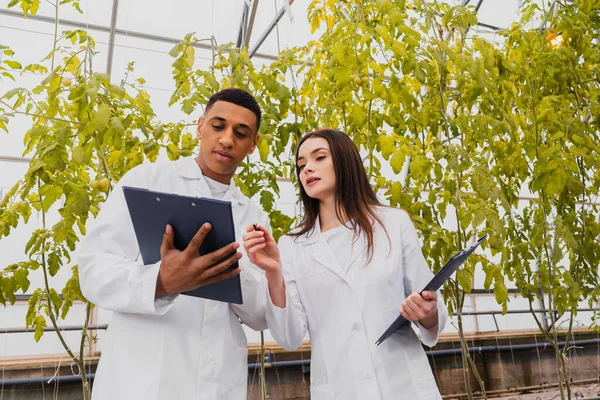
(204, 176), (230, 200)
(322, 224), (356, 272)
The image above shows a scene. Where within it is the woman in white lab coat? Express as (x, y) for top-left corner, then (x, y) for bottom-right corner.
(243, 129), (448, 400)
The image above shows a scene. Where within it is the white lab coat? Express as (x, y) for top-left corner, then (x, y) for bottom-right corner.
(266, 207), (448, 400)
(78, 157), (270, 400)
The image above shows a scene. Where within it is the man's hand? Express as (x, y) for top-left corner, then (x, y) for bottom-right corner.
(156, 223), (242, 299)
(400, 291), (439, 329)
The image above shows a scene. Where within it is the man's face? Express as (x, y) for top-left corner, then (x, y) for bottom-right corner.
(196, 101), (259, 184)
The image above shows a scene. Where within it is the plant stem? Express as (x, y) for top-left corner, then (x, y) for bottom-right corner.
(454, 283), (474, 400)
(37, 181), (80, 365)
(260, 330), (267, 400)
(51, 0), (59, 71)
(0, 101), (83, 125)
(79, 302), (92, 400)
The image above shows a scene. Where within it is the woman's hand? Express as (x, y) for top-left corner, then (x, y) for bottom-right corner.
(400, 291), (439, 329)
(242, 224), (282, 275)
(243, 224), (287, 308)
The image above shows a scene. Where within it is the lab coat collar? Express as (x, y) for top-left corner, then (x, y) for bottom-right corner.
(293, 216), (367, 283)
(289, 216), (322, 245)
(174, 157), (249, 206)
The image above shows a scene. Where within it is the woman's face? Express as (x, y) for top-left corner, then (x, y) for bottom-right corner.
(297, 137), (336, 201)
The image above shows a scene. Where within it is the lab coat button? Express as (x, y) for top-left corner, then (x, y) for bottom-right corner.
(352, 322), (362, 330)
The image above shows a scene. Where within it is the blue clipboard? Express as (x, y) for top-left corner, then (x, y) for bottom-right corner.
(122, 186), (243, 304)
(375, 234), (487, 346)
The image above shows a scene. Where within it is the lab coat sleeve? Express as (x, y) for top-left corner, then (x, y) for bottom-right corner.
(78, 167), (177, 315)
(229, 214), (271, 331)
(400, 211), (448, 347)
(265, 235), (308, 351)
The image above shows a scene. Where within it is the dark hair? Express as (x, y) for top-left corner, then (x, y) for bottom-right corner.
(289, 128), (387, 260)
(205, 88), (262, 132)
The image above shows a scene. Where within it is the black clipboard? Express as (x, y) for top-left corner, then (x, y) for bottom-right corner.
(122, 186), (243, 304)
(375, 234), (487, 346)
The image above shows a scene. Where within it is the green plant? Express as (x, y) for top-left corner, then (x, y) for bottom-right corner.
(0, 2), (193, 399)
(2, 1), (599, 399)
(492, 1), (600, 398)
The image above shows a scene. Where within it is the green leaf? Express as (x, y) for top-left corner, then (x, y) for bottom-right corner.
(34, 315), (46, 342)
(205, 74), (220, 92)
(49, 288), (62, 315)
(390, 181), (402, 205)
(48, 252), (62, 277)
(391, 42), (407, 57)
(270, 209), (294, 242)
(94, 103), (111, 128)
(409, 154), (430, 179)
(30, 0), (40, 15)
(3, 60), (21, 69)
(374, 25), (390, 44)
(258, 136), (269, 162)
(0, 278), (5, 307)
(109, 84), (126, 98)
(379, 135), (395, 160)
(26, 289), (40, 328)
(1, 278), (16, 305)
(390, 149), (406, 174)
(169, 42), (185, 58)
(1, 71), (15, 81)
(4, 88), (20, 99)
(456, 268), (472, 293)
(260, 190), (275, 212)
(184, 45), (195, 68)
(13, 200), (31, 223)
(25, 230), (41, 255)
(110, 117), (125, 134)
(494, 277), (509, 307)
(28, 193), (41, 211)
(72, 146), (86, 165)
(330, 42), (345, 64)
(14, 269), (30, 293)
(40, 185), (63, 212)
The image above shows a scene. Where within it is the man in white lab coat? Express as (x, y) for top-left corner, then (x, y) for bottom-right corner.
(78, 88), (270, 399)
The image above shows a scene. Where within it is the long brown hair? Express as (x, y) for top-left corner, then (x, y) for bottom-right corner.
(289, 129), (386, 260)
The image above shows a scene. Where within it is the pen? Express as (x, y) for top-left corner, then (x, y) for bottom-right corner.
(253, 224), (259, 231)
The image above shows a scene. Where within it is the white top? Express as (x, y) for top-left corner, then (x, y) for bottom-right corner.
(266, 207), (448, 400)
(321, 224), (355, 272)
(204, 175), (230, 200)
(78, 157), (271, 400)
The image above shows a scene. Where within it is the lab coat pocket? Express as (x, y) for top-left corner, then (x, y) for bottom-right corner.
(310, 383), (334, 400)
(407, 353), (441, 398)
(196, 344), (247, 394)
